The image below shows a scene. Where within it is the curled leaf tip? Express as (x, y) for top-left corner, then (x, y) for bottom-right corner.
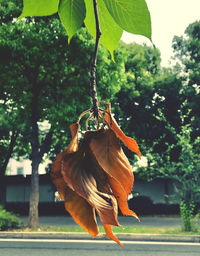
(103, 224), (124, 247)
(129, 210), (140, 222)
(134, 214), (140, 222)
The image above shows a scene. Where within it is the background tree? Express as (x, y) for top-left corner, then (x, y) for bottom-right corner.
(110, 21), (200, 231)
(0, 105), (19, 205)
(131, 21), (200, 230)
(0, 0), (126, 228)
(172, 20), (200, 138)
(136, 105), (200, 231)
(0, 0), (23, 206)
(172, 20), (200, 88)
(110, 43), (180, 156)
(112, 39), (196, 160)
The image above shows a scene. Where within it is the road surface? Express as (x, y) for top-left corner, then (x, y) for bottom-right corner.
(0, 239), (200, 256)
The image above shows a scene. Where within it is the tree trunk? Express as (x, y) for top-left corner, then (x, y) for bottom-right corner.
(28, 83), (40, 229)
(28, 159), (40, 228)
(27, 124), (52, 228)
(28, 78), (53, 228)
(0, 174), (6, 206)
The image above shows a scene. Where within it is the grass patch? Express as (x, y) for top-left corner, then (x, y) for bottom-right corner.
(12, 225), (200, 235)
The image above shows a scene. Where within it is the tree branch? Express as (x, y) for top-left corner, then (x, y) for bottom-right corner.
(90, 0), (101, 119)
(39, 128), (53, 161)
(0, 130), (19, 177)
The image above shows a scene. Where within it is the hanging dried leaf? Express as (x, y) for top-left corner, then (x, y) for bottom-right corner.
(64, 186), (98, 237)
(51, 123), (98, 236)
(107, 175), (139, 219)
(52, 103), (141, 246)
(104, 102), (141, 158)
(61, 139), (120, 227)
(89, 129), (138, 219)
(88, 129), (133, 195)
(51, 123), (79, 199)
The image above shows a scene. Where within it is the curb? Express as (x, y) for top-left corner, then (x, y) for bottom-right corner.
(0, 232), (200, 243)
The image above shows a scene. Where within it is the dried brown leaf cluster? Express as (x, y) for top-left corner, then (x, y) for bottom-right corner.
(51, 102), (141, 246)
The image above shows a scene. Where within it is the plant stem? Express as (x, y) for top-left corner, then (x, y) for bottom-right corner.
(90, 0), (101, 119)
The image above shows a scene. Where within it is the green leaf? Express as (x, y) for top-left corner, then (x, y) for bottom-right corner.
(103, 0), (152, 40)
(18, 0), (59, 18)
(84, 0), (123, 60)
(58, 0), (86, 42)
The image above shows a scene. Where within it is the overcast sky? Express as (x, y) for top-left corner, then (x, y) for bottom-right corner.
(121, 0), (200, 67)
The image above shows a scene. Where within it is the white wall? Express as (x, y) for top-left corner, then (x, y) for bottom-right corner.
(7, 158), (49, 176)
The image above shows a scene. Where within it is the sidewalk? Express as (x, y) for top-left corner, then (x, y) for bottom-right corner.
(0, 231), (200, 243)
(20, 215), (183, 228)
(0, 215), (199, 243)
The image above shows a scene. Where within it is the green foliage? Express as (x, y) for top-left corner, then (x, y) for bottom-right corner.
(0, 1), (126, 162)
(84, 0), (122, 60)
(115, 21), (199, 165)
(110, 42), (162, 156)
(18, 0), (59, 18)
(58, 0), (86, 42)
(18, 0), (152, 57)
(103, 0), (151, 39)
(180, 200), (195, 232)
(0, 0), (22, 24)
(136, 104), (200, 231)
(179, 200), (200, 232)
(0, 101), (20, 175)
(172, 20), (200, 88)
(172, 20), (200, 140)
(0, 205), (23, 230)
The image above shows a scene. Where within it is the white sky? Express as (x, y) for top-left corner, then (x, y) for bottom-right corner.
(121, 0), (200, 67)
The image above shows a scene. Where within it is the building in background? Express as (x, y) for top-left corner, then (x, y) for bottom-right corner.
(7, 158), (49, 176)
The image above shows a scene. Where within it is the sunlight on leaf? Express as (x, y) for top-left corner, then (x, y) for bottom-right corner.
(58, 0), (86, 42)
(103, 0), (152, 40)
(18, 0), (59, 19)
(84, 0), (123, 60)
(19, 0), (151, 50)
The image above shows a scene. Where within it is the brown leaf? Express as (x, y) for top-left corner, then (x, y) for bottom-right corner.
(61, 139), (120, 227)
(51, 118), (139, 246)
(105, 102), (141, 158)
(51, 123), (99, 236)
(51, 170), (98, 236)
(103, 224), (124, 247)
(88, 129), (133, 196)
(70, 123), (79, 140)
(89, 129), (138, 220)
(51, 123), (79, 200)
(107, 176), (138, 219)
(64, 185), (99, 237)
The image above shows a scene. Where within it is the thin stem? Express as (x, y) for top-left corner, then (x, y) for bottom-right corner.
(90, 0), (101, 119)
(77, 108), (91, 123)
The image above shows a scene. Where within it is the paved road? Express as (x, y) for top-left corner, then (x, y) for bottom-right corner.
(20, 215), (183, 228)
(1, 239), (200, 256)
